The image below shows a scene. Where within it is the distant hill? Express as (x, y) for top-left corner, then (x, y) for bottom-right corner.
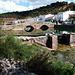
(0, 1), (75, 19)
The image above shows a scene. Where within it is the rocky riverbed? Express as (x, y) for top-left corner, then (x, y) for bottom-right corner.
(0, 58), (36, 75)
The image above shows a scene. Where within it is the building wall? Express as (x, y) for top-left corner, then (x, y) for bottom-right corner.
(63, 12), (69, 21)
(54, 10), (75, 21)
(54, 14), (63, 21)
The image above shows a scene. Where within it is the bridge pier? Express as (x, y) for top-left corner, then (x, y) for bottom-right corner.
(46, 34), (58, 50)
(70, 33), (75, 46)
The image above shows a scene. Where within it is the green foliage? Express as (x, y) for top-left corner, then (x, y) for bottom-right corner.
(26, 50), (75, 75)
(53, 10), (59, 15)
(0, 34), (42, 61)
(53, 61), (74, 75)
(66, 2), (75, 11)
(26, 50), (55, 75)
(21, 20), (25, 23)
(69, 15), (75, 21)
(60, 49), (75, 66)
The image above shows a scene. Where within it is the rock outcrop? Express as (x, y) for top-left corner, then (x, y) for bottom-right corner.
(0, 58), (36, 75)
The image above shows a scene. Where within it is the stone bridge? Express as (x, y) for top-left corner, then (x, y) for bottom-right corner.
(2, 21), (55, 30)
(21, 33), (75, 50)
(23, 21), (55, 29)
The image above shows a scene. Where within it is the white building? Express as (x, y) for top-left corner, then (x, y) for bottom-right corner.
(54, 10), (75, 21)
(45, 14), (54, 22)
(25, 15), (46, 22)
(45, 14), (54, 19)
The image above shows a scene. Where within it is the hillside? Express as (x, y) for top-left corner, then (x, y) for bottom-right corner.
(0, 1), (75, 19)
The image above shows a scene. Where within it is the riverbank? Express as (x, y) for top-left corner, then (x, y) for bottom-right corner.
(0, 34), (75, 75)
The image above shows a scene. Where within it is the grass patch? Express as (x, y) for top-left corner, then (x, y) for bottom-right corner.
(57, 44), (70, 50)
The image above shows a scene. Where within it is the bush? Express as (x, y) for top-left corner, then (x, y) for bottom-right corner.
(0, 34), (42, 61)
(26, 50), (75, 75)
(26, 50), (55, 75)
(53, 61), (74, 75)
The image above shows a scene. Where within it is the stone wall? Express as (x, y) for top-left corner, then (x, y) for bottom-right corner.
(52, 35), (58, 50)
(21, 33), (75, 50)
(70, 33), (75, 46)
(21, 34), (58, 50)
(22, 36), (47, 46)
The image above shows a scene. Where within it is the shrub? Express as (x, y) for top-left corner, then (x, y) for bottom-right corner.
(53, 61), (74, 75)
(0, 34), (42, 61)
(26, 50), (56, 75)
(26, 50), (75, 75)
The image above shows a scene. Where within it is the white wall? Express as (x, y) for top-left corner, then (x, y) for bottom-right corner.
(63, 12), (69, 21)
(54, 10), (75, 21)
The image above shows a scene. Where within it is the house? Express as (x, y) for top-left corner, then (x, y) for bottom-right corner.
(45, 14), (54, 19)
(45, 14), (54, 22)
(54, 10), (75, 21)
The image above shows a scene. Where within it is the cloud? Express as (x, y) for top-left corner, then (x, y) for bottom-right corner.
(0, 0), (67, 13)
(22, 0), (66, 9)
(0, 0), (33, 13)
(2, 0), (21, 3)
(68, 1), (71, 4)
(12, 0), (21, 3)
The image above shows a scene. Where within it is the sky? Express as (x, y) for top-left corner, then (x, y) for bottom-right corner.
(0, 0), (74, 14)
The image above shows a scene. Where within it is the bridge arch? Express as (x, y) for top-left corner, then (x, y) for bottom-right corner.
(25, 25), (34, 32)
(40, 25), (49, 31)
